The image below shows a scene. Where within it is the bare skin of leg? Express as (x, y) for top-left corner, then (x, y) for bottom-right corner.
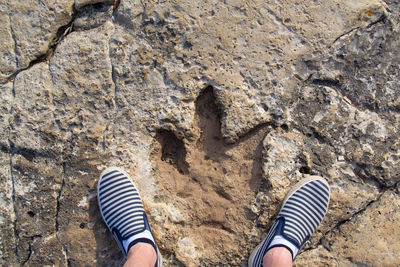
(123, 242), (157, 267)
(262, 246), (293, 267)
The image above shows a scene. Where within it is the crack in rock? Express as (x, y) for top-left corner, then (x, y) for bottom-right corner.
(20, 234), (43, 265)
(331, 27), (360, 46)
(55, 161), (71, 267)
(320, 184), (395, 250)
(1, 7), (75, 85)
(7, 136), (19, 263)
(8, 12), (19, 69)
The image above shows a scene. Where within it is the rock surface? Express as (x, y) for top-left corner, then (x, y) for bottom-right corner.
(0, 0), (399, 266)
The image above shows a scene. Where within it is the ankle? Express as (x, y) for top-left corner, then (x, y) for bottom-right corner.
(263, 246), (293, 267)
(124, 242), (157, 267)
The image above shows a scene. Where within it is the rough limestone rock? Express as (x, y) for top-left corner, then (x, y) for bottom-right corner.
(0, 0), (399, 266)
(0, 1), (74, 82)
(326, 190), (400, 265)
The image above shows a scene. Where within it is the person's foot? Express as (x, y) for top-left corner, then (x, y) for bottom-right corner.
(248, 176), (330, 266)
(97, 167), (162, 267)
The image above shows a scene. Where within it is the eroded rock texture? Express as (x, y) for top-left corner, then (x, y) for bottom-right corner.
(0, 0), (399, 266)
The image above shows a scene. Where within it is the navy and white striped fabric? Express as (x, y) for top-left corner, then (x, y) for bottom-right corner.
(281, 179), (330, 245)
(249, 177), (330, 266)
(98, 168), (162, 267)
(98, 169), (145, 239)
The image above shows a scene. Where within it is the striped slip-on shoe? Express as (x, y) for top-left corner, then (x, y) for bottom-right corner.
(248, 176), (330, 266)
(97, 167), (162, 267)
